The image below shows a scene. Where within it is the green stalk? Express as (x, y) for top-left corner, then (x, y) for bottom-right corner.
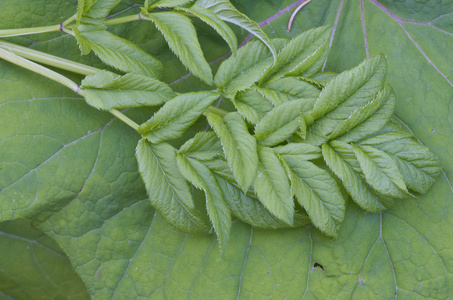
(105, 14), (141, 26)
(108, 109), (140, 131)
(62, 13), (78, 27)
(0, 41), (99, 75)
(0, 48), (80, 93)
(0, 24), (61, 38)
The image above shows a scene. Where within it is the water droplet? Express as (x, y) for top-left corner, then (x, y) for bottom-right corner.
(258, 172), (263, 178)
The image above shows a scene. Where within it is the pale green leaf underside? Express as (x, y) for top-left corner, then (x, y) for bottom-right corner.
(288, 159), (346, 238)
(273, 143), (322, 161)
(207, 112), (258, 192)
(352, 144), (410, 198)
(178, 131), (222, 161)
(146, 11), (213, 84)
(176, 155), (231, 250)
(196, 0), (277, 61)
(322, 141), (394, 212)
(78, 0), (121, 24)
(176, 4), (238, 56)
(261, 25), (331, 82)
(74, 28), (163, 79)
(138, 91), (219, 143)
(149, 0), (192, 9)
(254, 100), (303, 147)
(311, 54), (387, 121)
(233, 88), (273, 124)
(360, 132), (442, 194)
(253, 146), (294, 225)
(136, 140), (209, 233)
(81, 70), (175, 110)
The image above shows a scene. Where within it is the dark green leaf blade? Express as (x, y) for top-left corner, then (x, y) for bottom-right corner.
(261, 25), (332, 82)
(81, 70), (175, 110)
(352, 144), (411, 198)
(207, 112), (258, 192)
(136, 140), (210, 233)
(196, 0), (277, 61)
(176, 4), (238, 56)
(253, 146), (294, 225)
(74, 28), (164, 79)
(146, 12), (213, 84)
(360, 132), (442, 194)
(286, 159), (346, 238)
(254, 100), (303, 147)
(176, 154), (231, 250)
(322, 141), (394, 212)
(138, 91), (220, 143)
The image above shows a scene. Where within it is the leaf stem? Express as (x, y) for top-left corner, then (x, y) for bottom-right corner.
(0, 47), (80, 93)
(105, 14), (141, 26)
(0, 40), (100, 75)
(62, 13), (78, 27)
(0, 24), (61, 38)
(108, 109), (140, 131)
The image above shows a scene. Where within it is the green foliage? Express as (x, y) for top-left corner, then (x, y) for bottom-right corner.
(0, 0), (451, 298)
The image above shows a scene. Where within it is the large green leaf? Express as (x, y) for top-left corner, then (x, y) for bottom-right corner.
(1, 0), (453, 298)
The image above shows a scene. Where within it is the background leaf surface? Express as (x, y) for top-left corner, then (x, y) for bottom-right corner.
(1, 0), (453, 298)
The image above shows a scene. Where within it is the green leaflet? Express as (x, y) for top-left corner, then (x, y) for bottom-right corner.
(261, 25), (331, 82)
(254, 100), (304, 147)
(73, 28), (163, 79)
(179, 131), (222, 161)
(81, 70), (175, 110)
(195, 0), (277, 62)
(336, 87), (396, 143)
(253, 146), (294, 225)
(254, 77), (320, 108)
(145, 12), (213, 85)
(273, 143), (322, 162)
(207, 112), (258, 192)
(138, 91), (220, 143)
(176, 4), (237, 56)
(136, 140), (209, 233)
(232, 88), (273, 124)
(214, 39), (288, 95)
(306, 85), (394, 145)
(215, 175), (310, 229)
(77, 0), (121, 24)
(310, 54), (387, 121)
(352, 144), (411, 198)
(286, 159), (346, 238)
(176, 154), (231, 251)
(148, 0), (192, 9)
(360, 132), (442, 194)
(322, 141), (394, 213)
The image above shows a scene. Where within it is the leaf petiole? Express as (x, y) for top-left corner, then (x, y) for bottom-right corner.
(105, 14), (141, 26)
(0, 47), (80, 93)
(0, 40), (99, 75)
(0, 24), (61, 38)
(108, 109), (140, 131)
(204, 105), (228, 118)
